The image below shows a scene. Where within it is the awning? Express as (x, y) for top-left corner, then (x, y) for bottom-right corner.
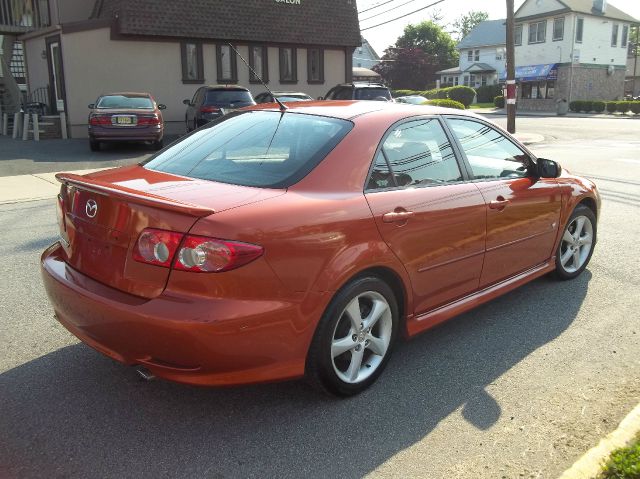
(500, 64), (558, 82)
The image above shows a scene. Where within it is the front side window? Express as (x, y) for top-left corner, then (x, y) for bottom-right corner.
(249, 45), (268, 83)
(611, 24), (619, 47)
(307, 48), (324, 83)
(515, 25), (523, 46)
(144, 111), (352, 188)
(181, 42), (203, 83)
(576, 18), (584, 43)
(553, 17), (564, 41)
(217, 44), (237, 83)
(447, 118), (530, 180)
(528, 20), (547, 44)
(279, 47), (297, 82)
(621, 25), (629, 47)
(366, 118), (462, 190)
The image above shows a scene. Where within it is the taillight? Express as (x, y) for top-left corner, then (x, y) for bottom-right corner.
(89, 115), (111, 126)
(200, 106), (221, 113)
(174, 235), (264, 273)
(133, 229), (184, 268)
(138, 116), (161, 126)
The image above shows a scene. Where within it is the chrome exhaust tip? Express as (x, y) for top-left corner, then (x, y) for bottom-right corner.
(135, 366), (155, 382)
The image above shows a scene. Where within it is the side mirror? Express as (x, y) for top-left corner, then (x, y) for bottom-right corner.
(537, 158), (561, 178)
(317, 96), (324, 100)
(183, 99), (191, 106)
(88, 103), (95, 109)
(158, 104), (167, 110)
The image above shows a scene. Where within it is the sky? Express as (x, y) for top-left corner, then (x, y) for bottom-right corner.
(357, 0), (640, 55)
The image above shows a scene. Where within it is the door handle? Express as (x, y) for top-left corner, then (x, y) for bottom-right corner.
(382, 210), (415, 223)
(489, 197), (509, 210)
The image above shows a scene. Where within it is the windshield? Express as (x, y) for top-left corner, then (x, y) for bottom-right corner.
(143, 111), (353, 188)
(205, 90), (255, 107)
(97, 95), (153, 109)
(276, 94), (311, 102)
(354, 88), (392, 101)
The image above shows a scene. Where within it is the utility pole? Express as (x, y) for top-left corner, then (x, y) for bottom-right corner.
(506, 0), (516, 133)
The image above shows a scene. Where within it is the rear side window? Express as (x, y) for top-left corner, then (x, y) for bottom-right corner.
(97, 95), (153, 109)
(205, 90), (254, 107)
(367, 118), (462, 190)
(143, 111), (353, 188)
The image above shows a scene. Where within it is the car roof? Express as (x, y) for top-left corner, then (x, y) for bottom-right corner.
(99, 92), (152, 98)
(248, 100), (481, 121)
(204, 85), (250, 91)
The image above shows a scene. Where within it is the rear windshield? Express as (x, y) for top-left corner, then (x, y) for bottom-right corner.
(205, 90), (254, 107)
(354, 88), (392, 101)
(143, 111), (353, 188)
(97, 95), (153, 109)
(276, 94), (311, 102)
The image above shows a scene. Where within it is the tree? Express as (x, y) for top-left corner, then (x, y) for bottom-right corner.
(373, 21), (458, 90)
(452, 11), (489, 42)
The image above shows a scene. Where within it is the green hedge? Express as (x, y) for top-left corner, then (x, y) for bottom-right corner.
(606, 102), (617, 113)
(391, 89), (420, 98)
(424, 99), (465, 110)
(475, 85), (502, 103)
(631, 102), (640, 115)
(494, 96), (505, 108)
(448, 86), (476, 107)
(617, 101), (631, 113)
(592, 101), (606, 113)
(570, 100), (640, 114)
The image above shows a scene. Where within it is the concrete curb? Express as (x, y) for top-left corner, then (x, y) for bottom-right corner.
(558, 402), (640, 479)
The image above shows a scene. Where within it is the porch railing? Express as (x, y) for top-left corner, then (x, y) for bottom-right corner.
(0, 0), (50, 31)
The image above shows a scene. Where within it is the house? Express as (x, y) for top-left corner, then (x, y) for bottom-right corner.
(512, 0), (637, 110)
(353, 37), (380, 70)
(437, 19), (507, 88)
(19, 0), (360, 138)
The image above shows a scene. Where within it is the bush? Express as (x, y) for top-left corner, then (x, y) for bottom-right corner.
(424, 99), (465, 110)
(592, 101), (606, 113)
(494, 95), (505, 108)
(631, 101), (640, 115)
(617, 101), (631, 113)
(475, 85), (502, 103)
(448, 86), (476, 107)
(569, 101), (581, 112)
(581, 100), (593, 112)
(606, 101), (617, 113)
(599, 437), (640, 479)
(391, 89), (419, 98)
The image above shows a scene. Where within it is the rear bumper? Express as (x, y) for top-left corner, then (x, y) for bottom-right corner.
(89, 125), (163, 142)
(41, 243), (320, 386)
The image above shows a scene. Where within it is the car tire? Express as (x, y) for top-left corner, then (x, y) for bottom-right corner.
(553, 204), (596, 280)
(152, 139), (164, 151)
(306, 276), (399, 397)
(89, 140), (100, 152)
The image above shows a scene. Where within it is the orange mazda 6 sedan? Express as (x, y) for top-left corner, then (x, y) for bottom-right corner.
(42, 101), (599, 396)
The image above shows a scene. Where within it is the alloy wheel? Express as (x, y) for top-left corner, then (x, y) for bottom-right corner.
(559, 215), (594, 274)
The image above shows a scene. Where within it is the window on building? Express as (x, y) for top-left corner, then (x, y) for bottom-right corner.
(474, 49), (480, 61)
(481, 75), (487, 86)
(521, 81), (555, 100)
(181, 41), (203, 84)
(576, 18), (584, 43)
(307, 48), (324, 83)
(249, 45), (268, 84)
(611, 24), (619, 47)
(470, 74), (476, 86)
(515, 25), (523, 46)
(454, 76), (459, 85)
(553, 17), (564, 41)
(279, 47), (297, 82)
(528, 20), (547, 44)
(217, 44), (237, 83)
(621, 25), (629, 48)
(463, 75), (470, 86)
(467, 50), (473, 61)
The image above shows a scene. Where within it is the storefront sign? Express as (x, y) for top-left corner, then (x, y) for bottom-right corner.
(276, 0), (301, 4)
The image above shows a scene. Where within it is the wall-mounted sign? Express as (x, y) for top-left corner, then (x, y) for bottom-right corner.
(276, 0), (301, 4)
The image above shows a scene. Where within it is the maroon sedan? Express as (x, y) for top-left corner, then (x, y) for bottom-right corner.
(88, 92), (166, 151)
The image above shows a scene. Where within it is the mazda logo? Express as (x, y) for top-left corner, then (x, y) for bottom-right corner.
(85, 199), (98, 218)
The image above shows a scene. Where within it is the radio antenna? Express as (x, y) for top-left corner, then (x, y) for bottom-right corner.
(227, 42), (288, 113)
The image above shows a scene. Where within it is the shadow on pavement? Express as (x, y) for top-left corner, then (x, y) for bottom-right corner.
(0, 272), (591, 478)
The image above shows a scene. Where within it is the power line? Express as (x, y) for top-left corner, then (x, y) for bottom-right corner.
(360, 0), (446, 31)
(358, 0), (398, 15)
(360, 0), (422, 22)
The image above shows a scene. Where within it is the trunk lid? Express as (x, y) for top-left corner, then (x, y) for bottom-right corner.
(56, 165), (284, 298)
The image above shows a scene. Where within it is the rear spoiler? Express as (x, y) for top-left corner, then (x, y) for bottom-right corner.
(56, 173), (215, 218)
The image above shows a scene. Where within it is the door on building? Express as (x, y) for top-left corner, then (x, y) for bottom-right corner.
(445, 116), (562, 288)
(46, 35), (65, 114)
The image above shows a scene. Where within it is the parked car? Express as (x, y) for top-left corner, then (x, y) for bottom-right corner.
(254, 91), (313, 104)
(395, 95), (428, 105)
(184, 85), (256, 132)
(87, 92), (166, 151)
(43, 101), (599, 396)
(322, 82), (393, 101)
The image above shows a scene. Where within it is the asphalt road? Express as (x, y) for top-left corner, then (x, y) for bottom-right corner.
(1, 116), (639, 479)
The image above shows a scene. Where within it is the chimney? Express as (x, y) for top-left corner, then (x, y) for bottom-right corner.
(593, 0), (607, 14)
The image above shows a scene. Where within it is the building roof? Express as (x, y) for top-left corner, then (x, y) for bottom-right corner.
(464, 63), (496, 73)
(436, 66), (462, 75)
(457, 19), (506, 49)
(515, 0), (638, 23)
(90, 0), (361, 47)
